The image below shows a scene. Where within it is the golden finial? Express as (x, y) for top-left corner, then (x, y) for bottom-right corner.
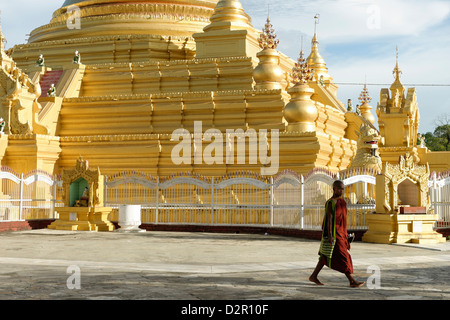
(390, 45), (405, 96)
(359, 83), (372, 104)
(307, 13), (329, 80)
(393, 46), (402, 81)
(291, 40), (314, 85)
(314, 14), (320, 37)
(257, 14), (279, 50)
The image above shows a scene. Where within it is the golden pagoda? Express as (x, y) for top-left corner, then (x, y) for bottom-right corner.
(0, 0), (447, 177)
(376, 48), (449, 171)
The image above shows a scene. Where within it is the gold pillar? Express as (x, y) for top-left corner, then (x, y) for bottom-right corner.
(4, 134), (61, 174)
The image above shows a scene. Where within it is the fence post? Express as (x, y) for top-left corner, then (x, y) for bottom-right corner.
(270, 176), (274, 226)
(300, 174), (304, 230)
(155, 176), (159, 224)
(211, 177), (214, 224)
(19, 173), (24, 220)
(104, 175), (108, 206)
(51, 176), (57, 219)
(432, 172), (438, 219)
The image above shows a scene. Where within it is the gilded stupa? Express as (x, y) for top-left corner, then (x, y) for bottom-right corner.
(0, 0), (448, 176)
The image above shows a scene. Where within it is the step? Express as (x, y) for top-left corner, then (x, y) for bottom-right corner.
(40, 70), (64, 96)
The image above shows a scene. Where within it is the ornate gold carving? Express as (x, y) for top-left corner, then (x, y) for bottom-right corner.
(358, 84), (372, 105)
(29, 2), (216, 43)
(357, 84), (375, 125)
(257, 17), (279, 50)
(376, 49), (419, 150)
(349, 123), (382, 172)
(378, 153), (430, 214)
(61, 157), (103, 208)
(51, 3), (214, 25)
(291, 50), (314, 85)
(254, 20), (284, 91)
(0, 48), (49, 135)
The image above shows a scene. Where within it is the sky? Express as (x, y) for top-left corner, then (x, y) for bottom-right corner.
(0, 0), (449, 134)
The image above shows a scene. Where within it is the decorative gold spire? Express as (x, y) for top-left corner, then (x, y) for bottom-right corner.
(253, 14), (283, 90)
(359, 83), (372, 105)
(393, 46), (402, 81)
(284, 38), (318, 133)
(257, 16), (279, 50)
(358, 83), (375, 125)
(306, 14), (330, 81)
(291, 47), (314, 85)
(390, 46), (405, 96)
(194, 0), (257, 60)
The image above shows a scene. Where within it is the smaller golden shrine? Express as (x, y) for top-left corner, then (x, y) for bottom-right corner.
(48, 157), (114, 231)
(363, 154), (445, 244)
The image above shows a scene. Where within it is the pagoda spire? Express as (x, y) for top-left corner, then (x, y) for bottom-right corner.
(390, 46), (405, 98)
(257, 15), (279, 50)
(284, 38), (318, 133)
(253, 14), (283, 90)
(307, 14), (330, 82)
(358, 82), (375, 125)
(203, 0), (253, 32)
(359, 82), (372, 105)
(194, 0), (258, 60)
(291, 44), (314, 85)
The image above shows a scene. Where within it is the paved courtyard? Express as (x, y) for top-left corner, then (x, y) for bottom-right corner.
(0, 228), (449, 307)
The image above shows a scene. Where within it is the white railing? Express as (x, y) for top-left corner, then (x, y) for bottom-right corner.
(0, 167), (448, 232)
(430, 172), (450, 229)
(274, 168), (377, 231)
(0, 168), (63, 221)
(105, 171), (273, 227)
(104, 168), (377, 230)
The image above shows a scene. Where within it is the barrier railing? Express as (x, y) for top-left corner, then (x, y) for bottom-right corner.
(0, 167), (448, 232)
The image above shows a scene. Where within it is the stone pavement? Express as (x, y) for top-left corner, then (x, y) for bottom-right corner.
(0, 228), (449, 305)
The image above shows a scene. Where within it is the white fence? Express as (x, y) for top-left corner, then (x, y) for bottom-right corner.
(0, 167), (448, 232)
(105, 171), (273, 226)
(272, 168), (376, 230)
(103, 168), (377, 230)
(0, 167), (63, 221)
(430, 172), (450, 229)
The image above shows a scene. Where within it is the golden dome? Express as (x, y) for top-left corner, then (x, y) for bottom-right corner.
(284, 84), (318, 133)
(28, 0), (220, 43)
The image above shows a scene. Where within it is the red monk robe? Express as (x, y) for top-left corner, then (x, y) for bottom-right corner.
(319, 198), (353, 274)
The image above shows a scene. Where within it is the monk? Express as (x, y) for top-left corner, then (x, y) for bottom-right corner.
(309, 180), (365, 288)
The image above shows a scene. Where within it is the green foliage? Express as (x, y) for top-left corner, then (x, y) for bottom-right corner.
(421, 124), (450, 151)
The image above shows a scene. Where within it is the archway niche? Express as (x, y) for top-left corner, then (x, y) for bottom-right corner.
(397, 178), (419, 208)
(69, 177), (89, 207)
(363, 153), (445, 244)
(48, 157), (114, 231)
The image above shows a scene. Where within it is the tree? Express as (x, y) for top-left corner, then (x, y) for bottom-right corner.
(420, 114), (450, 151)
